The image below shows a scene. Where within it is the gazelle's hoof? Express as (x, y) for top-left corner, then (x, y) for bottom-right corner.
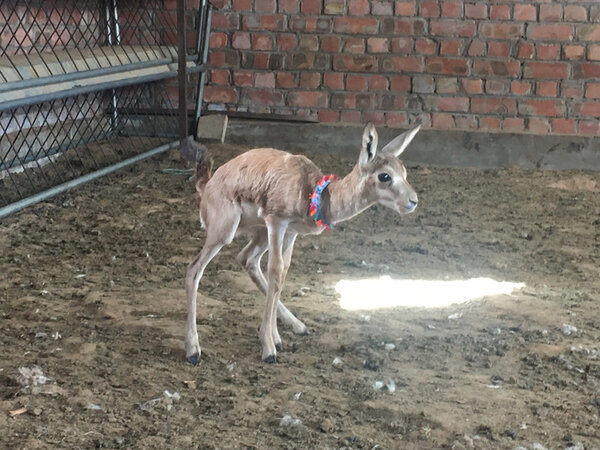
(263, 354), (277, 364)
(187, 353), (200, 366)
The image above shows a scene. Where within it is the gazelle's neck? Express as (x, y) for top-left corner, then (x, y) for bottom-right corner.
(321, 167), (374, 225)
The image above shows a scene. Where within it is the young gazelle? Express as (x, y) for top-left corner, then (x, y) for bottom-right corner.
(184, 122), (421, 365)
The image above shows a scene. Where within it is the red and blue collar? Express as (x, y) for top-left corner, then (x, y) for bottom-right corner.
(309, 174), (339, 231)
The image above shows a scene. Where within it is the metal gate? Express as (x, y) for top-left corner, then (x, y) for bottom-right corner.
(0, 0), (211, 218)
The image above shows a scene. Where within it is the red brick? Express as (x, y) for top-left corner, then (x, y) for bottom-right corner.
(340, 110), (362, 123)
(287, 52), (315, 70)
(524, 62), (569, 79)
(440, 40), (462, 56)
(211, 12), (239, 30)
(437, 77), (458, 94)
(455, 115), (478, 130)
(320, 36), (341, 53)
(577, 101), (600, 118)
(467, 40), (486, 57)
(344, 37), (366, 54)
(324, 0), (344, 15)
(381, 55), (424, 72)
(415, 38), (437, 55)
(488, 42), (510, 58)
(511, 81), (531, 96)
(302, 0), (322, 14)
(432, 113), (455, 129)
(480, 23), (524, 40)
(420, 1), (440, 17)
(232, 32), (251, 49)
(579, 120), (600, 136)
(479, 117), (502, 131)
(369, 75), (389, 90)
(490, 5), (510, 20)
(277, 34), (297, 50)
(395, 1), (415, 16)
(413, 75), (435, 93)
(552, 118), (576, 135)
(391, 38), (413, 54)
(278, 0), (299, 12)
(473, 60), (521, 78)
(334, 17), (379, 34)
(333, 54), (377, 72)
(426, 57), (469, 75)
(519, 99), (566, 117)
(256, 0), (276, 12)
(299, 35), (319, 51)
(372, 0), (394, 15)
(537, 81), (557, 97)
(529, 24), (572, 41)
(210, 69), (230, 85)
(300, 72), (321, 89)
(539, 4), (562, 22)
(276, 72), (296, 88)
(330, 93), (355, 111)
(514, 4), (536, 21)
(242, 89), (284, 106)
(537, 43), (560, 61)
(390, 75), (411, 91)
(563, 44), (585, 61)
(430, 20), (476, 37)
(528, 118), (551, 134)
(252, 34), (273, 50)
(233, 71), (253, 87)
(561, 82), (584, 98)
(323, 72), (344, 89)
(573, 63), (600, 80)
(363, 111), (386, 125)
(349, 0), (370, 15)
(203, 86), (238, 103)
(462, 78), (482, 94)
(288, 91), (328, 108)
(259, 14), (285, 31)
(209, 32), (228, 49)
(367, 37), (389, 53)
(471, 98), (517, 115)
(579, 25), (600, 42)
(441, 1), (462, 18)
(439, 96), (469, 112)
(385, 111), (408, 127)
(586, 83), (600, 99)
(486, 80), (509, 95)
(253, 53), (270, 69)
(255, 72), (275, 88)
(565, 5), (587, 22)
(503, 118), (525, 132)
(381, 17), (425, 35)
(465, 3), (487, 19)
(319, 110), (340, 123)
(233, 0), (252, 11)
(346, 74), (368, 91)
(517, 42), (535, 59)
(593, 6), (600, 23)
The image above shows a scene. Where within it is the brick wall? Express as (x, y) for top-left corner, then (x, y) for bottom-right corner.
(205, 0), (600, 136)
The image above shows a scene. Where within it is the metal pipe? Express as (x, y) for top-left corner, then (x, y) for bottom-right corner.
(0, 139), (183, 220)
(195, 3), (212, 122)
(177, 0), (188, 141)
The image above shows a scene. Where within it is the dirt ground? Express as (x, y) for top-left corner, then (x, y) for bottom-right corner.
(1, 140), (599, 449)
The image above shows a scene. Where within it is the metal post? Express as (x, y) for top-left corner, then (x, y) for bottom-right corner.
(105, 0), (121, 132)
(177, 0), (188, 141)
(195, 1), (212, 123)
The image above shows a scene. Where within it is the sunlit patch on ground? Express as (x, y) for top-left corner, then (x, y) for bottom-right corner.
(335, 276), (525, 310)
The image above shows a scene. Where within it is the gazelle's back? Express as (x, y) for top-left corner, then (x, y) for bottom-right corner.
(202, 148), (323, 220)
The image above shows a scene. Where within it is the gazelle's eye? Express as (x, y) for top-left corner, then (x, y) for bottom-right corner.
(378, 173), (391, 183)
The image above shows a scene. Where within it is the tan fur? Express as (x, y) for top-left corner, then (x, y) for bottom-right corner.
(185, 123), (421, 365)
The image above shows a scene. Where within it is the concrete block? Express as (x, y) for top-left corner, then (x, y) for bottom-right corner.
(196, 114), (228, 142)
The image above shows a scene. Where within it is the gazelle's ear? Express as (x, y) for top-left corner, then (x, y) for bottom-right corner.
(381, 123), (421, 157)
(358, 123), (378, 166)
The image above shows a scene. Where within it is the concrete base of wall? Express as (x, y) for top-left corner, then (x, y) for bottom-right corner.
(225, 119), (600, 170)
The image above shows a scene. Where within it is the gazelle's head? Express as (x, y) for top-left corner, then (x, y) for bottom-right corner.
(357, 122), (421, 215)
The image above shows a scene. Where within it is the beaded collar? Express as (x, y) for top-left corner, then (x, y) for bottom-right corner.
(309, 174), (339, 231)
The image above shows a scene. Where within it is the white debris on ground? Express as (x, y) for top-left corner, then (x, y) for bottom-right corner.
(16, 365), (48, 394)
(448, 312), (463, 320)
(279, 414), (302, 427)
(332, 357), (343, 370)
(562, 324), (578, 336)
(373, 379), (396, 393)
(139, 390), (181, 412)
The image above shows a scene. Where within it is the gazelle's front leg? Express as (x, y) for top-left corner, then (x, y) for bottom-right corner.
(260, 216), (288, 362)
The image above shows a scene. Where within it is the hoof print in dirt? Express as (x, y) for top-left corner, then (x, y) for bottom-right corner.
(264, 355), (277, 364)
(187, 354), (200, 366)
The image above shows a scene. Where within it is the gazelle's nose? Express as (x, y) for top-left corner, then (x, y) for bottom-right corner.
(409, 199), (417, 207)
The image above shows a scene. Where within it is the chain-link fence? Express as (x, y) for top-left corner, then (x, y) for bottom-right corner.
(0, 0), (210, 217)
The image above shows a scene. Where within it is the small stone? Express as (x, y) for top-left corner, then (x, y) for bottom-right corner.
(31, 407), (42, 416)
(384, 343), (396, 351)
(562, 324), (578, 336)
(320, 417), (335, 433)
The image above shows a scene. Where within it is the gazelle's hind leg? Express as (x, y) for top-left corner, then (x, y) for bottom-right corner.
(237, 230), (308, 338)
(185, 205), (240, 365)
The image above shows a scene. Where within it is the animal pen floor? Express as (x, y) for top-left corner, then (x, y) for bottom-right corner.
(1, 141), (599, 449)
